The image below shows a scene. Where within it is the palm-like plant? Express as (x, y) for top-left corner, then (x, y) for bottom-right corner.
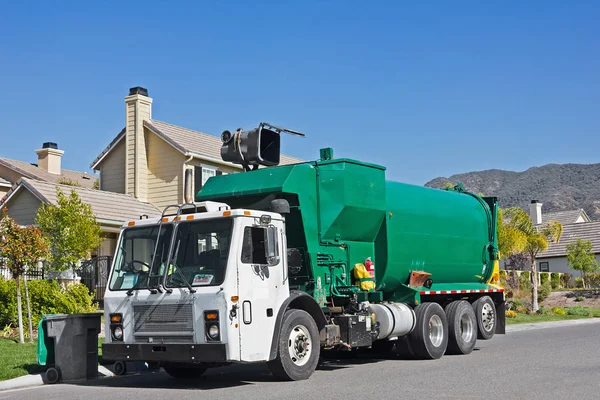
(499, 207), (562, 311)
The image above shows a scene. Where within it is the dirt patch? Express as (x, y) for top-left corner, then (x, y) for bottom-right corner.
(542, 290), (600, 308)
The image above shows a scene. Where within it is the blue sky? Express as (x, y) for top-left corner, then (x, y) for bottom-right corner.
(0, 1), (598, 185)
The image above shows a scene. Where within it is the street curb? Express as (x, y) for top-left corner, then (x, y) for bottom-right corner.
(506, 317), (600, 332)
(0, 373), (44, 391)
(0, 365), (120, 391)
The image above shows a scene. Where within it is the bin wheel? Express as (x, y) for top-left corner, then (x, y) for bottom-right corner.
(114, 361), (127, 376)
(46, 367), (61, 384)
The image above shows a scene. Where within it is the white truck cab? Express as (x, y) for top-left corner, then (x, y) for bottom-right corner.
(102, 201), (317, 379)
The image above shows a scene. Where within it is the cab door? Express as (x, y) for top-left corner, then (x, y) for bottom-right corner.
(237, 218), (289, 362)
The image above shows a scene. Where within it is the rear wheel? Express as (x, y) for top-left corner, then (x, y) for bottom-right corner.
(407, 302), (448, 359)
(268, 309), (320, 381)
(472, 296), (496, 340)
(445, 300), (477, 355)
(163, 363), (207, 379)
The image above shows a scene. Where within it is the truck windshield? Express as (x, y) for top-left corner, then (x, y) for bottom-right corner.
(166, 218), (233, 288)
(109, 219), (234, 291)
(109, 224), (174, 291)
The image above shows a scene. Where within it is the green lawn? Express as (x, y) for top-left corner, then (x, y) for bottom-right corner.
(506, 307), (600, 325)
(0, 337), (104, 381)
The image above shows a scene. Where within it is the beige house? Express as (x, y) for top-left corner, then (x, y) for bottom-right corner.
(1, 86), (302, 299)
(91, 87), (303, 212)
(0, 143), (97, 200)
(1, 178), (160, 257)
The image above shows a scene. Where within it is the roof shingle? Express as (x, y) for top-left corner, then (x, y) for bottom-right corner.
(14, 178), (160, 224)
(540, 221), (600, 258)
(0, 158), (97, 189)
(540, 209), (589, 226)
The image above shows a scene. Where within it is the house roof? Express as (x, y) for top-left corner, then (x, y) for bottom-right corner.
(540, 209), (590, 226)
(0, 157), (97, 189)
(539, 221), (600, 258)
(91, 120), (304, 169)
(2, 178), (160, 225)
(0, 177), (10, 187)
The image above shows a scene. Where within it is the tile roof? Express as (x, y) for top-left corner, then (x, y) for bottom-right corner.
(91, 120), (304, 169)
(540, 209), (589, 226)
(539, 221), (600, 258)
(0, 157), (97, 189)
(10, 178), (160, 224)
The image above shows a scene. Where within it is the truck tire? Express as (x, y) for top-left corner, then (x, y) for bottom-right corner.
(445, 300), (477, 355)
(163, 363), (207, 379)
(472, 296), (496, 340)
(268, 309), (320, 381)
(407, 302), (448, 359)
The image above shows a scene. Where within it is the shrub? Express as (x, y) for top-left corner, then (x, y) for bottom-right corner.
(575, 296), (585, 302)
(586, 272), (600, 288)
(575, 277), (584, 288)
(499, 270), (507, 287)
(519, 272), (532, 291)
(564, 306), (591, 317)
(550, 273), (560, 289)
(506, 310), (517, 318)
(538, 281), (552, 302)
(516, 305), (529, 314)
(507, 298), (524, 310)
(0, 277), (98, 328)
(540, 272), (550, 285)
(561, 273), (572, 288)
(552, 307), (566, 315)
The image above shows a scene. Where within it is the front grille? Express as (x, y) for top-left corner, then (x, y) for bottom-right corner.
(134, 335), (194, 344)
(133, 303), (193, 333)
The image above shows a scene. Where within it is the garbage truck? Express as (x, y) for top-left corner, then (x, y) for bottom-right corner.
(102, 122), (505, 381)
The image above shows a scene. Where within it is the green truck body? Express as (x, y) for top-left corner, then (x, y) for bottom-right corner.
(198, 150), (500, 306)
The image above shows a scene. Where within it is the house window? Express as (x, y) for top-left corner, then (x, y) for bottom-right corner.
(539, 262), (549, 272)
(194, 166), (222, 195)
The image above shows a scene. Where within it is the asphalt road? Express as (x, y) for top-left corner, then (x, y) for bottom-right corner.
(3, 319), (600, 400)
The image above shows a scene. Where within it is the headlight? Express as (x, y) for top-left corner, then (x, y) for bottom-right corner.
(112, 326), (123, 341)
(207, 324), (219, 340)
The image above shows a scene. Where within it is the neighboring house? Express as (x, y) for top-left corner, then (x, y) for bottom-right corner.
(1, 178), (160, 258)
(91, 87), (304, 211)
(503, 200), (600, 274)
(0, 177), (11, 200)
(0, 143), (97, 202)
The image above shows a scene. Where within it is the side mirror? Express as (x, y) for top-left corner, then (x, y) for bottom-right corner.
(265, 226), (280, 266)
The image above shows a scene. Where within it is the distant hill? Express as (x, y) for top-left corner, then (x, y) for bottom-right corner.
(425, 163), (600, 221)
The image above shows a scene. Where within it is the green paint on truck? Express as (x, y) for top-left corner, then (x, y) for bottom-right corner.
(198, 150), (499, 306)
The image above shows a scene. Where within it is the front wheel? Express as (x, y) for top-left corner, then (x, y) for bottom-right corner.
(268, 309), (320, 381)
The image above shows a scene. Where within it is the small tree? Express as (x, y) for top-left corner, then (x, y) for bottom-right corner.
(501, 207), (562, 311)
(566, 239), (598, 288)
(0, 209), (49, 343)
(35, 188), (103, 274)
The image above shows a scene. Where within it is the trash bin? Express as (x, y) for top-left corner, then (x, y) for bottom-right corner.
(37, 313), (102, 383)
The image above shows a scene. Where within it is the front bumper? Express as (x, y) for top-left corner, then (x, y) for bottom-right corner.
(102, 343), (228, 363)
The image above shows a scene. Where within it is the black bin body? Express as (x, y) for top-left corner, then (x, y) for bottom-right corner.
(45, 313), (102, 381)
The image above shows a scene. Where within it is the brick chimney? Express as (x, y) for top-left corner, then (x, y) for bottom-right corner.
(35, 142), (64, 175)
(124, 86), (152, 202)
(529, 200), (543, 225)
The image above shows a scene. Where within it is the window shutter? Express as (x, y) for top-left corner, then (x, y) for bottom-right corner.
(194, 166), (202, 195)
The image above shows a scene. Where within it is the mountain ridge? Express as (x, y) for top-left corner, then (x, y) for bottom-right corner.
(425, 163), (600, 220)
